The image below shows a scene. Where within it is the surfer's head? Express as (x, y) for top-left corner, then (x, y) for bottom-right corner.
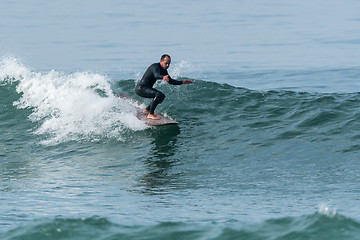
(160, 54), (171, 70)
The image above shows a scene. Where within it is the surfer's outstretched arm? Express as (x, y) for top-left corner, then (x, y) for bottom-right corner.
(163, 75), (192, 85)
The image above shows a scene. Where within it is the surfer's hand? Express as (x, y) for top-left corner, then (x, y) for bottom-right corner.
(163, 75), (170, 82)
(182, 80), (192, 84)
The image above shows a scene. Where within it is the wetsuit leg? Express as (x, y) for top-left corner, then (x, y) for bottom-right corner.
(135, 86), (165, 114)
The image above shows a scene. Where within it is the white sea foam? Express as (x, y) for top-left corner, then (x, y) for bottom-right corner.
(171, 60), (192, 78)
(0, 57), (148, 145)
(318, 204), (337, 217)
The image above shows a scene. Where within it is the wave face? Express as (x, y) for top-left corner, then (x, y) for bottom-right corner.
(3, 57), (360, 148)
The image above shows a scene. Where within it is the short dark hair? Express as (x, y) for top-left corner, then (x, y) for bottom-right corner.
(161, 54), (171, 61)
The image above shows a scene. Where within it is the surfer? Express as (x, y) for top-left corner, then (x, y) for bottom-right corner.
(135, 54), (192, 120)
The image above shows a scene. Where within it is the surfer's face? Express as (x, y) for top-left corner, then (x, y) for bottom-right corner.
(160, 57), (171, 70)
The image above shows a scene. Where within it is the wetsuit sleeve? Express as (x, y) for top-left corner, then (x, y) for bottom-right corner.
(151, 63), (183, 85)
(167, 77), (183, 85)
(152, 64), (166, 79)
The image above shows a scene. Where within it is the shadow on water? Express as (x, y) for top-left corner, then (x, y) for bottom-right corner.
(137, 125), (182, 195)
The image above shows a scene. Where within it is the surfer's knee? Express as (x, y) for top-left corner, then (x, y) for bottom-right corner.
(155, 91), (165, 103)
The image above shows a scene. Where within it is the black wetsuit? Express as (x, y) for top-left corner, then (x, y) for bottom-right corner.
(135, 63), (183, 114)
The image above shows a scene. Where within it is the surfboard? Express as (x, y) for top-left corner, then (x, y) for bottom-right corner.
(135, 107), (178, 126)
(115, 93), (178, 126)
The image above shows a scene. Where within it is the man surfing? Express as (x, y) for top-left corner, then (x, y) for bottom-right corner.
(135, 54), (192, 120)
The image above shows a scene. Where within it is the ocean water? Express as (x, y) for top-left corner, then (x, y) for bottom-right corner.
(1, 1), (360, 239)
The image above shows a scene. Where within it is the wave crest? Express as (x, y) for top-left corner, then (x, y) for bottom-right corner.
(2, 213), (360, 240)
(1, 57), (148, 145)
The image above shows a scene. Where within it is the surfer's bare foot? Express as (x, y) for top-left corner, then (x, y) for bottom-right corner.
(147, 114), (160, 120)
(144, 109), (157, 116)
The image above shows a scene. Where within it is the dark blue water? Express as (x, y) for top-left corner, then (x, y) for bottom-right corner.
(1, 1), (360, 239)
